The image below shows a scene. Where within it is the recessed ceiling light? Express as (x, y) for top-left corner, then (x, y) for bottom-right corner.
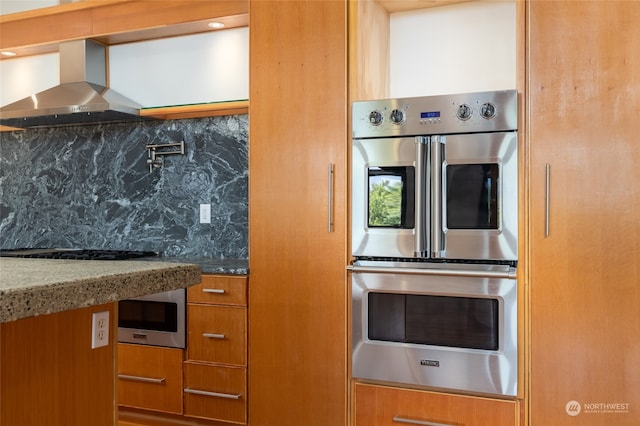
(1, 51), (17, 57)
(208, 22), (225, 29)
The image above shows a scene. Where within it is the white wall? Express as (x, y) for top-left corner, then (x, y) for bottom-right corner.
(390, 0), (516, 97)
(0, 28), (249, 108)
(0, 54), (58, 106)
(0, 1), (58, 15)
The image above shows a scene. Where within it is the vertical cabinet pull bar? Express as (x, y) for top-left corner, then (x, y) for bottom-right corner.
(545, 163), (550, 237)
(328, 163), (335, 233)
(393, 416), (454, 426)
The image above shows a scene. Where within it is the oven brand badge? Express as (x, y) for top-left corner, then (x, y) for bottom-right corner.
(420, 359), (440, 367)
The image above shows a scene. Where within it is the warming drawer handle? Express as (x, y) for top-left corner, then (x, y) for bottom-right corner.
(202, 288), (225, 294)
(349, 265), (516, 279)
(202, 333), (225, 339)
(393, 416), (454, 426)
(184, 388), (242, 399)
(118, 374), (166, 384)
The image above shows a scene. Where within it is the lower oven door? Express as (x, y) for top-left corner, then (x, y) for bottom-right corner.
(351, 262), (517, 396)
(118, 288), (186, 348)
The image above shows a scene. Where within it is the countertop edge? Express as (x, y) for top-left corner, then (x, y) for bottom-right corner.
(0, 259), (201, 323)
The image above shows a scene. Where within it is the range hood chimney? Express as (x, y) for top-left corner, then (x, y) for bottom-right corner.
(0, 40), (150, 129)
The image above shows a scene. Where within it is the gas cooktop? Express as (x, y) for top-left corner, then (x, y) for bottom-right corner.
(0, 248), (158, 260)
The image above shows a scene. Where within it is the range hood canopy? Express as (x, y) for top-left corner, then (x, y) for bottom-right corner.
(0, 40), (150, 129)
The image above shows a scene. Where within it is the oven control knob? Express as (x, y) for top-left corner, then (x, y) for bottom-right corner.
(368, 110), (383, 126)
(390, 109), (405, 124)
(456, 104), (473, 121)
(480, 102), (497, 119)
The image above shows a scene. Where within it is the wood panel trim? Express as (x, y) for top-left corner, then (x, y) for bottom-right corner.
(140, 101), (249, 120)
(0, 0), (248, 51)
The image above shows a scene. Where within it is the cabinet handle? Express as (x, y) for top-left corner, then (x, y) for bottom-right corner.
(328, 163), (335, 233)
(202, 332), (225, 339)
(184, 388), (242, 399)
(393, 416), (454, 426)
(202, 288), (225, 294)
(545, 163), (550, 237)
(118, 374), (166, 384)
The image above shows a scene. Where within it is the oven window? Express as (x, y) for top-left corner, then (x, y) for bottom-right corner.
(118, 300), (178, 333)
(368, 292), (499, 350)
(368, 166), (415, 228)
(446, 163), (499, 229)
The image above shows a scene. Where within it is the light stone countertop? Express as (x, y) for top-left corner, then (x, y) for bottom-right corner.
(0, 258), (201, 323)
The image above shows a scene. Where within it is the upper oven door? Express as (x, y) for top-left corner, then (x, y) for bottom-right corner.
(432, 131), (518, 261)
(352, 136), (426, 259)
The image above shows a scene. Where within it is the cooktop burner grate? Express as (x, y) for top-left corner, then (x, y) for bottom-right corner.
(0, 249), (158, 260)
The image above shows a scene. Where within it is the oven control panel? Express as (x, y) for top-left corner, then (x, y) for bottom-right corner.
(352, 90), (517, 138)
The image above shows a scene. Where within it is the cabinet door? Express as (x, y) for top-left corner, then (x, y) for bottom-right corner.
(528, 2), (640, 425)
(187, 304), (247, 365)
(354, 383), (519, 426)
(248, 1), (348, 425)
(184, 362), (247, 424)
(188, 275), (247, 306)
(117, 343), (183, 415)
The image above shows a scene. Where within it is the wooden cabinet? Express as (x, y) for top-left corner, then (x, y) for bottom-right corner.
(117, 343), (184, 415)
(353, 383), (520, 426)
(183, 363), (246, 424)
(186, 304), (246, 365)
(1, 303), (117, 426)
(526, 1), (640, 425)
(184, 275), (248, 424)
(248, 1), (387, 425)
(248, 2), (348, 425)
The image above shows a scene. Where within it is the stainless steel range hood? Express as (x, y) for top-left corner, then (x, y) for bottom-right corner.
(0, 40), (150, 129)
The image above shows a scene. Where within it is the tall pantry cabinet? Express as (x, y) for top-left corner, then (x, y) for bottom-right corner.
(248, 1), (348, 425)
(527, 2), (640, 425)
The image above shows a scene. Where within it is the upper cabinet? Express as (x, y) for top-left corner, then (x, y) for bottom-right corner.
(0, 0), (249, 123)
(0, 0), (248, 55)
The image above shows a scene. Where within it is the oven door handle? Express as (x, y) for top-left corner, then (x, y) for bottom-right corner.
(348, 265), (516, 279)
(415, 137), (428, 257)
(430, 135), (444, 258)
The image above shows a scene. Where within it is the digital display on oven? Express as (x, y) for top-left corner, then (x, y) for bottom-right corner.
(420, 111), (441, 119)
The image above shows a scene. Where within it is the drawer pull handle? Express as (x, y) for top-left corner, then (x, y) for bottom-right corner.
(118, 374), (166, 384)
(202, 333), (225, 339)
(184, 388), (242, 399)
(393, 416), (454, 426)
(202, 288), (225, 294)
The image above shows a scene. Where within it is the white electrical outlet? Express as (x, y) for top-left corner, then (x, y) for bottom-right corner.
(200, 203), (211, 224)
(91, 311), (110, 349)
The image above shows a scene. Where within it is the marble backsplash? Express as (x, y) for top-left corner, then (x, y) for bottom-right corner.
(0, 115), (248, 259)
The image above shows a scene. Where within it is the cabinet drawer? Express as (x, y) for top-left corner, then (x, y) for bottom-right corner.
(354, 382), (519, 426)
(184, 362), (247, 424)
(187, 304), (247, 365)
(117, 343), (183, 415)
(188, 275), (247, 306)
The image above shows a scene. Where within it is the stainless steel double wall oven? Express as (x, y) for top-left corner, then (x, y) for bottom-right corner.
(350, 90), (519, 396)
